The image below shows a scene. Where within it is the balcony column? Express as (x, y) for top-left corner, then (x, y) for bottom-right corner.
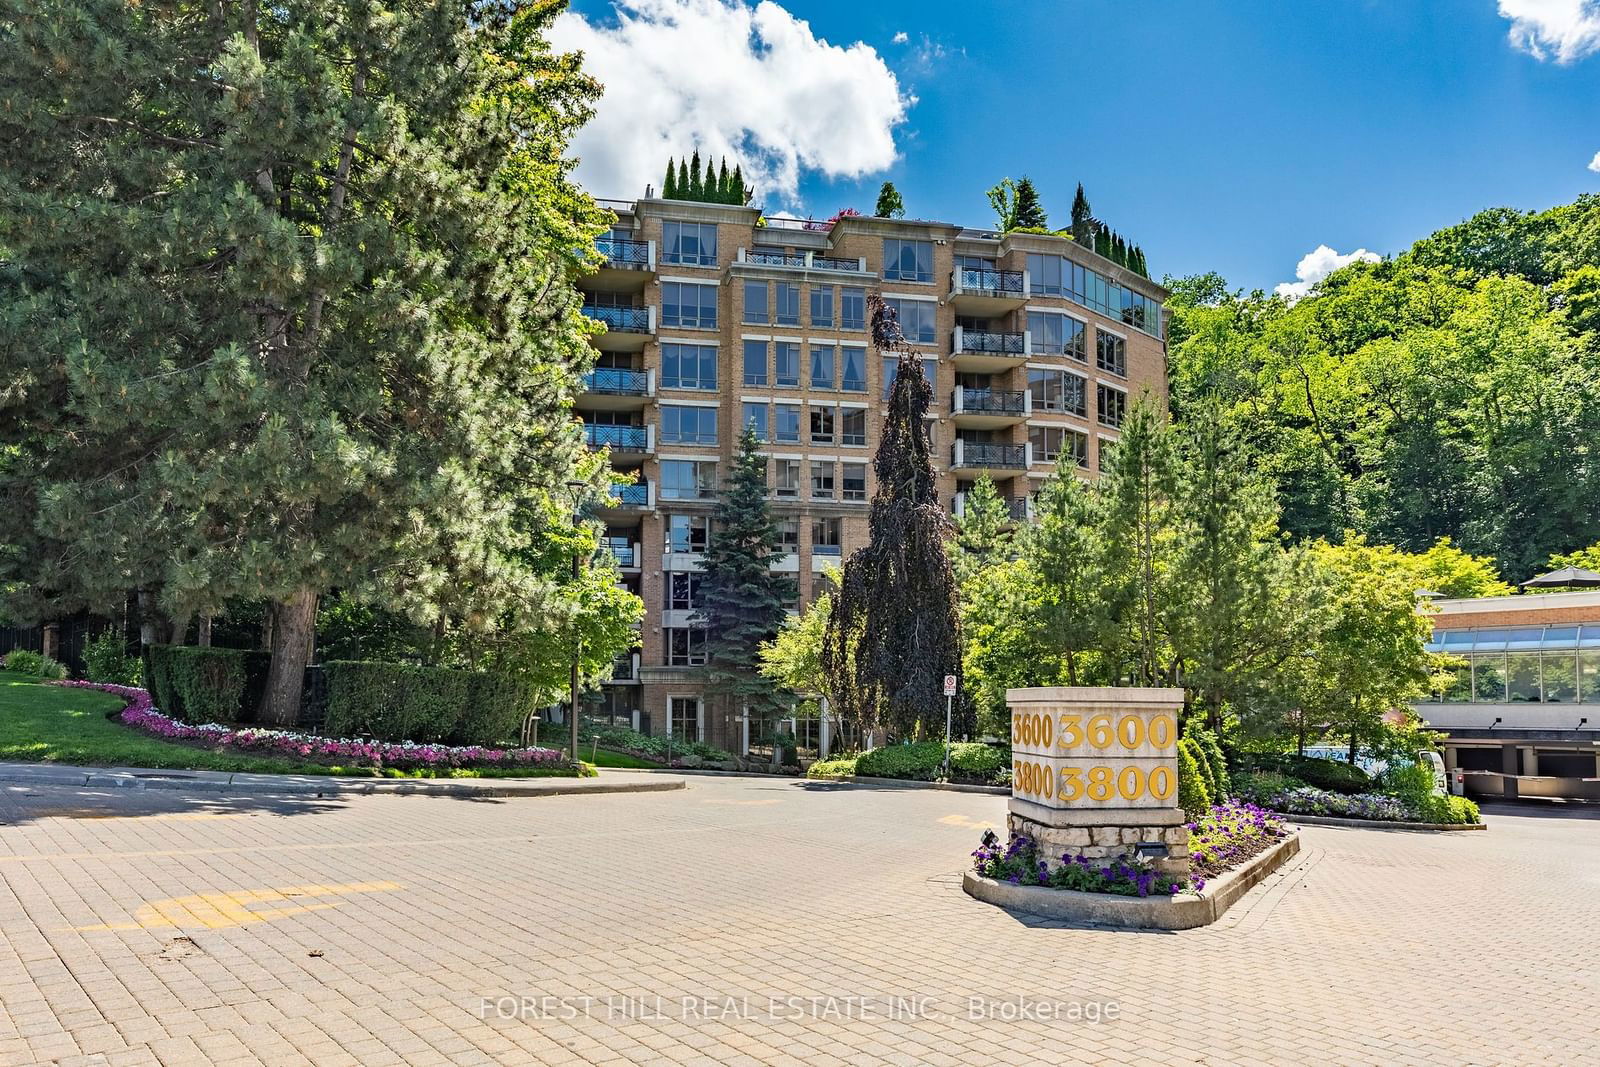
(803, 252), (814, 269)
(647, 306), (658, 334)
(646, 369), (657, 397)
(647, 240), (657, 271)
(818, 698), (831, 759)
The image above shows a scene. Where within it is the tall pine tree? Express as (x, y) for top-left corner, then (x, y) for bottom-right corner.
(688, 150), (703, 199)
(1011, 177), (1048, 230)
(663, 156), (678, 198)
(676, 158), (690, 201)
(953, 475), (1013, 584)
(1026, 458), (1110, 686)
(1070, 183), (1094, 245)
(716, 158), (731, 203)
(699, 425), (797, 721)
(0, 0), (606, 723)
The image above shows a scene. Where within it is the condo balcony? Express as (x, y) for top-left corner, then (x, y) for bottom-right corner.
(579, 367), (656, 411)
(601, 479), (656, 512)
(600, 535), (642, 570)
(591, 236), (656, 290)
(951, 439), (1031, 476)
(951, 387), (1031, 428)
(949, 266), (1028, 314)
(734, 248), (870, 273)
(951, 325), (1029, 372)
(953, 491), (1033, 522)
(583, 423), (655, 459)
(582, 303), (656, 351)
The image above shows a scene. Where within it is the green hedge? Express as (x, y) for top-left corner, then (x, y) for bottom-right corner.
(1185, 724), (1231, 800)
(146, 646), (251, 724)
(1242, 753), (1373, 795)
(847, 740), (1006, 783)
(1177, 738), (1212, 818)
(323, 660), (533, 745)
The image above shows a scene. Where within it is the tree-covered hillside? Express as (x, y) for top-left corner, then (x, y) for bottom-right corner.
(1166, 195), (1600, 581)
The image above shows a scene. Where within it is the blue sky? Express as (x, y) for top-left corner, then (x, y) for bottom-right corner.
(556, 0), (1600, 293)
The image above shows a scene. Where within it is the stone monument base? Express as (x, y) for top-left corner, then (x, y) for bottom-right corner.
(1007, 810), (1190, 879)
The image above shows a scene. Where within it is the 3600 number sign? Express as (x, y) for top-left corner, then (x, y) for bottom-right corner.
(1008, 700), (1180, 811)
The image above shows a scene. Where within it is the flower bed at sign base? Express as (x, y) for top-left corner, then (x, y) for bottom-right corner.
(56, 681), (578, 773)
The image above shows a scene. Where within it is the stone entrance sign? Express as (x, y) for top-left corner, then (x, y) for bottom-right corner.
(1006, 686), (1189, 875)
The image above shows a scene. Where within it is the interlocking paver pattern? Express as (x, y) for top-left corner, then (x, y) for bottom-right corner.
(0, 777), (1595, 1065)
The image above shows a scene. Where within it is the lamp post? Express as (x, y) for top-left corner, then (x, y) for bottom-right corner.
(566, 479), (588, 762)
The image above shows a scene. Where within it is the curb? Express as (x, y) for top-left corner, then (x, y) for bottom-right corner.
(1281, 812), (1486, 832)
(0, 767), (687, 800)
(804, 773), (1010, 795)
(962, 832), (1302, 930)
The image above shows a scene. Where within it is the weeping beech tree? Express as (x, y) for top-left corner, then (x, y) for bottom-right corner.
(822, 295), (964, 740)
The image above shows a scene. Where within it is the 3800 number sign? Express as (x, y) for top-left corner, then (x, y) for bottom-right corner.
(1007, 700), (1180, 811)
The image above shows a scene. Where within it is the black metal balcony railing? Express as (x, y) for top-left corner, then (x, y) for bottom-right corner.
(954, 495), (1031, 521)
(746, 249), (806, 267)
(582, 304), (651, 333)
(582, 368), (650, 396)
(957, 330), (1025, 355)
(610, 652), (638, 681)
(811, 255), (862, 272)
(584, 424), (649, 451)
(954, 389), (1027, 415)
(601, 536), (636, 568)
(596, 237), (651, 268)
(954, 267), (1026, 296)
(954, 442), (1027, 469)
(607, 481), (651, 507)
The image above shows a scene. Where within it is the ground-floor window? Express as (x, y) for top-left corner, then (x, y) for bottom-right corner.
(669, 696), (702, 741)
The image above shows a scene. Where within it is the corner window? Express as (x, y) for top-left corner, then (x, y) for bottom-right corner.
(1028, 368), (1087, 416)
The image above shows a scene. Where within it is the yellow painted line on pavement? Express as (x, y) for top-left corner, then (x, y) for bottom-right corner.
(75, 881), (403, 932)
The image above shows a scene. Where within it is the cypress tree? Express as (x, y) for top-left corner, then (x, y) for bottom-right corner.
(716, 158), (731, 203)
(676, 158), (690, 201)
(1071, 183), (1094, 245)
(663, 157), (678, 199)
(699, 425), (797, 721)
(1012, 177), (1048, 230)
(824, 295), (963, 740)
(688, 150), (703, 200)
(732, 165), (747, 204)
(0, 0), (607, 724)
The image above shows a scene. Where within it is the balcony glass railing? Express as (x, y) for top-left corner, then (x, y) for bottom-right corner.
(607, 481), (651, 507)
(956, 330), (1025, 355)
(954, 442), (1027, 469)
(596, 237), (651, 268)
(582, 368), (650, 396)
(584, 424), (649, 450)
(601, 537), (637, 567)
(582, 305), (651, 332)
(954, 389), (1027, 415)
(954, 267), (1026, 296)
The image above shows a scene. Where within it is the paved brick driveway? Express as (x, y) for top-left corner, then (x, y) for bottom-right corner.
(0, 775), (1595, 1066)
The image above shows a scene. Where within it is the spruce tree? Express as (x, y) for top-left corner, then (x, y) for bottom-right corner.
(663, 157), (678, 199)
(824, 295), (963, 739)
(699, 425), (797, 720)
(953, 475), (1013, 584)
(1026, 458), (1109, 686)
(0, 0), (606, 724)
(688, 150), (703, 200)
(1012, 177), (1048, 230)
(1071, 183), (1094, 245)
(874, 181), (906, 219)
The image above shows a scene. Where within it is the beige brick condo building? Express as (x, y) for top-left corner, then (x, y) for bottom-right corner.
(572, 194), (1169, 755)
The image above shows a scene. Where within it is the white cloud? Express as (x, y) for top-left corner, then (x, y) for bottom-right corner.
(892, 31), (909, 44)
(550, 0), (909, 205)
(1589, 150), (1600, 172)
(1496, 0), (1600, 63)
(1274, 245), (1381, 301)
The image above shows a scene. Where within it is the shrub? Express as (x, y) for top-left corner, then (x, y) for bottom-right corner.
(1231, 770), (1307, 806)
(145, 646), (248, 723)
(1380, 758), (1438, 808)
(583, 723), (732, 763)
(1185, 728), (1220, 801)
(82, 633), (142, 686)
(807, 755), (859, 778)
(2, 648), (68, 679)
(1176, 738), (1212, 818)
(324, 660), (529, 744)
(853, 740), (1005, 783)
(1186, 725), (1231, 800)
(1416, 793), (1481, 825)
(1241, 752), (1373, 795)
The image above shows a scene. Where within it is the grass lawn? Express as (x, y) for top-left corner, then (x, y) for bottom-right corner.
(0, 673), (587, 778)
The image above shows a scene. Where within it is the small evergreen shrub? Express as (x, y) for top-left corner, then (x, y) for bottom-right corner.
(1185, 729), (1220, 801)
(1176, 738), (1212, 818)
(854, 740), (1005, 782)
(323, 661), (529, 744)
(807, 755), (860, 778)
(83, 633), (143, 686)
(2, 649), (68, 679)
(1186, 725), (1231, 799)
(145, 646), (248, 723)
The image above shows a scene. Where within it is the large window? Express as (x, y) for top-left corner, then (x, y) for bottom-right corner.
(883, 356), (937, 399)
(842, 462), (867, 501)
(743, 339), (767, 386)
(660, 342), (717, 390)
(812, 517), (842, 555)
(667, 573), (705, 612)
(1030, 425), (1088, 467)
(1426, 626), (1600, 703)
(810, 405), (835, 444)
(811, 460), (835, 500)
(1027, 312), (1086, 361)
(660, 405), (717, 446)
(841, 287), (866, 330)
(776, 283), (800, 326)
(661, 281), (717, 329)
(810, 345), (835, 389)
(664, 514), (710, 553)
(775, 342), (800, 387)
(775, 517), (799, 551)
(841, 348), (867, 392)
(774, 458), (801, 498)
(741, 402), (768, 441)
(1025, 252), (1164, 340)
(884, 298), (936, 345)
(663, 221), (717, 266)
(743, 281), (769, 324)
(660, 459), (717, 500)
(775, 403), (801, 444)
(666, 632), (707, 668)
(811, 286), (834, 327)
(1097, 384), (1127, 428)
(841, 407), (867, 446)
(1096, 331), (1127, 377)
(668, 694), (702, 736)
(883, 239), (933, 282)
(1029, 368), (1087, 416)
(1028, 253), (1064, 296)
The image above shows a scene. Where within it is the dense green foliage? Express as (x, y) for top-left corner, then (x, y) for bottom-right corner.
(808, 741), (1007, 784)
(1, 649), (67, 680)
(874, 181), (905, 219)
(323, 661), (534, 745)
(1238, 753), (1374, 795)
(146, 646), (250, 724)
(82, 633), (143, 686)
(1176, 740), (1212, 818)
(662, 152), (749, 204)
(1166, 195), (1600, 580)
(1186, 724), (1231, 800)
(581, 723), (732, 764)
(0, 0), (611, 725)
